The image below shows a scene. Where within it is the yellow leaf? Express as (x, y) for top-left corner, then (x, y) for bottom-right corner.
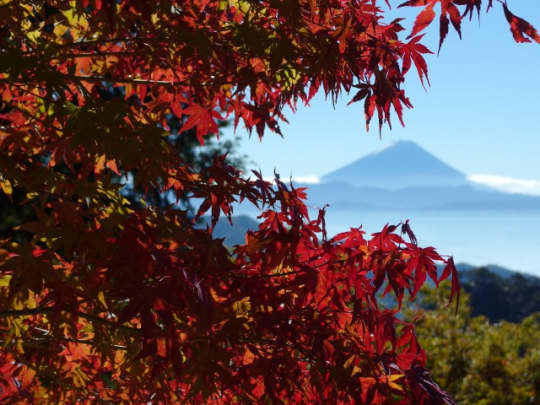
(72, 367), (89, 387)
(357, 375), (404, 392)
(97, 291), (107, 310)
(26, 29), (41, 44)
(124, 83), (134, 97)
(63, 9), (76, 25)
(343, 354), (355, 369)
(54, 24), (70, 37)
(0, 275), (11, 287)
(95, 154), (106, 174)
(238, 0), (251, 14)
(233, 297), (251, 318)
(386, 374), (404, 392)
(0, 179), (12, 196)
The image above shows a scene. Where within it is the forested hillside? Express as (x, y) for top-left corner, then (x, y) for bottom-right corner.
(407, 284), (540, 405)
(459, 267), (540, 323)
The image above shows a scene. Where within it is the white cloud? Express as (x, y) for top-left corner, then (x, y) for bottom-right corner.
(468, 174), (540, 196)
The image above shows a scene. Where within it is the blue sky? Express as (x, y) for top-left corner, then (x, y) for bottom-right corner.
(224, 2), (540, 194)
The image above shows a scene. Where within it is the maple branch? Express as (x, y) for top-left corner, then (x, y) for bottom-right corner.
(1, 74), (180, 95)
(22, 36), (158, 55)
(251, 270), (307, 278)
(236, 337), (324, 367)
(61, 336), (129, 350)
(1, 337), (128, 351)
(0, 307), (52, 317)
(10, 82), (47, 100)
(50, 51), (144, 59)
(62, 74), (179, 87)
(0, 307), (141, 334)
(77, 312), (142, 334)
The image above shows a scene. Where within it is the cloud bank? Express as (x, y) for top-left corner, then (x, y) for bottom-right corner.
(468, 174), (540, 196)
(261, 173), (540, 196)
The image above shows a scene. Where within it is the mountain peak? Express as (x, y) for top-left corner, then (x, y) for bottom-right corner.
(321, 141), (467, 189)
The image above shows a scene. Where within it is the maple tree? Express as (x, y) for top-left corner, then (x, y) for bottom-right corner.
(0, 0), (537, 403)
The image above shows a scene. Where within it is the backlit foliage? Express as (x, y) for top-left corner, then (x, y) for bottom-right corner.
(0, 0), (537, 403)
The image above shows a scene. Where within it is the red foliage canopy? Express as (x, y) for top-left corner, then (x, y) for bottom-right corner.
(0, 0), (536, 403)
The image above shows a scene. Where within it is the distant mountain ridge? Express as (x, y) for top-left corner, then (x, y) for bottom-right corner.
(452, 262), (539, 281)
(296, 141), (540, 211)
(200, 215), (258, 246)
(322, 141), (468, 189)
(300, 182), (540, 211)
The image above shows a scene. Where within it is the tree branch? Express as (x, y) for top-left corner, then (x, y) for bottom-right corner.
(62, 74), (179, 87)
(22, 36), (158, 55)
(0, 307), (141, 334)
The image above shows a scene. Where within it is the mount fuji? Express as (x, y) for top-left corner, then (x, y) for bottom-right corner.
(321, 140), (468, 189)
(298, 141), (540, 211)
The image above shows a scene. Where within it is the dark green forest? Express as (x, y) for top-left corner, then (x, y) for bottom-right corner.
(459, 267), (540, 323)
